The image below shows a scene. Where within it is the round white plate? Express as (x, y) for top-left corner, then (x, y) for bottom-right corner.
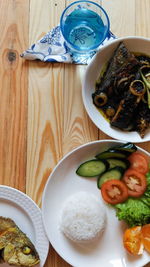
(0, 185), (49, 267)
(42, 140), (150, 267)
(82, 36), (150, 143)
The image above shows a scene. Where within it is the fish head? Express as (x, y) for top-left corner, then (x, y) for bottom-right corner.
(3, 242), (40, 266)
(0, 218), (40, 266)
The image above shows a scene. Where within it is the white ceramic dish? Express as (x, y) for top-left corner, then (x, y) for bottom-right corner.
(42, 140), (150, 267)
(0, 186), (49, 267)
(82, 36), (150, 143)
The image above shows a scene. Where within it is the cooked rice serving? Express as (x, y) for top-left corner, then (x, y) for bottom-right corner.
(59, 191), (106, 242)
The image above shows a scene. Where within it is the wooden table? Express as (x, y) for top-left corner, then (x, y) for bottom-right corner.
(0, 0), (150, 266)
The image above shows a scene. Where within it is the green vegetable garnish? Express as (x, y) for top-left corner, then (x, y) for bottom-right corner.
(140, 172), (150, 207)
(144, 85), (150, 109)
(140, 67), (150, 108)
(115, 172), (150, 227)
(141, 72), (150, 89)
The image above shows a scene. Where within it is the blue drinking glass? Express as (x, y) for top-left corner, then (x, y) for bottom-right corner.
(60, 0), (110, 55)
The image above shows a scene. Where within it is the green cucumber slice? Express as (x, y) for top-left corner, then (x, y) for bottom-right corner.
(97, 166), (124, 188)
(96, 150), (127, 159)
(106, 158), (130, 169)
(76, 159), (109, 177)
(96, 143), (137, 160)
(115, 142), (137, 153)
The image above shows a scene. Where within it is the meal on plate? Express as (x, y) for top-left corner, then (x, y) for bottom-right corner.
(76, 142), (150, 255)
(92, 42), (150, 138)
(0, 216), (40, 266)
(59, 191), (106, 242)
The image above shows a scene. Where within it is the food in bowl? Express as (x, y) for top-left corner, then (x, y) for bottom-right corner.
(92, 41), (150, 138)
(59, 191), (106, 242)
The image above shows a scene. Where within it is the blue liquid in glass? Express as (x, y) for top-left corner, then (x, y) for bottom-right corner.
(63, 8), (108, 51)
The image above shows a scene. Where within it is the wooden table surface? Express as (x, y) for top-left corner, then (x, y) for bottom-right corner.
(0, 0), (150, 266)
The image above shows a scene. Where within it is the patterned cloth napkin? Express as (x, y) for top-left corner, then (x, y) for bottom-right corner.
(21, 25), (116, 64)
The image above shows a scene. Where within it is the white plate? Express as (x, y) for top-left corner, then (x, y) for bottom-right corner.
(82, 36), (150, 143)
(0, 185), (49, 267)
(42, 140), (150, 267)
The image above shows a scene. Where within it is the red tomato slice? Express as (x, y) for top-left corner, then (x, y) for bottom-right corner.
(128, 152), (149, 174)
(123, 169), (147, 197)
(101, 179), (128, 205)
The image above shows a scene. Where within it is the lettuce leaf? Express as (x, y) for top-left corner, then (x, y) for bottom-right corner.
(115, 172), (150, 227)
(140, 172), (150, 207)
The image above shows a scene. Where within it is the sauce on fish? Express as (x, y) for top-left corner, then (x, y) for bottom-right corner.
(92, 42), (150, 138)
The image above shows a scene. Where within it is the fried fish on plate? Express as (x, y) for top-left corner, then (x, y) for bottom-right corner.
(0, 216), (40, 266)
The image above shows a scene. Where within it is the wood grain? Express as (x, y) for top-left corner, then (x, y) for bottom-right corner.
(102, 0), (136, 37)
(0, 0), (150, 267)
(27, 0), (65, 203)
(27, 1), (67, 266)
(135, 0), (150, 37)
(63, 64), (98, 155)
(0, 0), (29, 191)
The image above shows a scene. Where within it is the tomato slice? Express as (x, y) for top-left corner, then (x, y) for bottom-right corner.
(141, 224), (150, 253)
(123, 169), (147, 197)
(128, 152), (149, 174)
(101, 179), (128, 205)
(123, 226), (144, 255)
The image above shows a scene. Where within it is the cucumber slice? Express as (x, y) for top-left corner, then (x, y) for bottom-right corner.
(115, 142), (137, 153)
(76, 159), (109, 177)
(96, 143), (137, 159)
(96, 149), (127, 159)
(106, 158), (130, 170)
(97, 166), (124, 188)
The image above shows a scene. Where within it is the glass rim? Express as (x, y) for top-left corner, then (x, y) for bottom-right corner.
(60, 0), (110, 52)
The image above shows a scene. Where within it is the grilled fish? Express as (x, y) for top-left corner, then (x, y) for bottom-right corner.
(110, 79), (146, 130)
(134, 101), (150, 138)
(92, 42), (140, 105)
(92, 41), (150, 138)
(110, 92), (140, 130)
(0, 216), (40, 266)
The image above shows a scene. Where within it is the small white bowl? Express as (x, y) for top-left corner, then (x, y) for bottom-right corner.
(82, 36), (150, 143)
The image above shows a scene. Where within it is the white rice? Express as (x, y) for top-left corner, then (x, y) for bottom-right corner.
(59, 191), (106, 242)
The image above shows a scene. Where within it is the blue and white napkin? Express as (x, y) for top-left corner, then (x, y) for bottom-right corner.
(21, 25), (116, 65)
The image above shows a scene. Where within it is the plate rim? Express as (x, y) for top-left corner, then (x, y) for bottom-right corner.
(82, 36), (150, 143)
(42, 139), (150, 267)
(0, 185), (49, 266)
